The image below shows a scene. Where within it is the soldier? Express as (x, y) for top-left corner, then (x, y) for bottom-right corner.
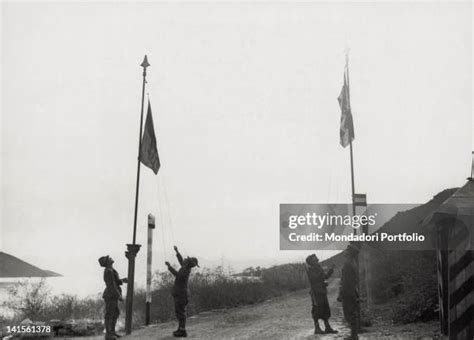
(305, 254), (338, 334)
(165, 245), (199, 338)
(98, 255), (128, 340)
(337, 243), (360, 340)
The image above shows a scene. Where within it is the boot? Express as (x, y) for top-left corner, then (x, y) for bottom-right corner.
(172, 329), (187, 338)
(173, 319), (187, 337)
(111, 318), (122, 338)
(323, 319), (338, 334)
(104, 319), (116, 340)
(347, 325), (359, 340)
(313, 319), (324, 334)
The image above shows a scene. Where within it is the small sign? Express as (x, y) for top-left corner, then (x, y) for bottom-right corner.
(353, 193), (367, 207)
(148, 213), (155, 228)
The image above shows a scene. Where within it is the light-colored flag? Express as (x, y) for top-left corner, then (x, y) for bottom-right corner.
(140, 101), (160, 174)
(337, 68), (355, 148)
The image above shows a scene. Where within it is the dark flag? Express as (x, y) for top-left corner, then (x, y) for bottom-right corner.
(337, 67), (355, 148)
(140, 101), (160, 174)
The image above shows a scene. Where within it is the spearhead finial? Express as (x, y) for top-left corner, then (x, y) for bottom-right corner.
(141, 55), (150, 69)
(344, 47), (350, 66)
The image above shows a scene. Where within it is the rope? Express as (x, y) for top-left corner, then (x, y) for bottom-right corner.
(160, 173), (176, 246)
(156, 174), (168, 262)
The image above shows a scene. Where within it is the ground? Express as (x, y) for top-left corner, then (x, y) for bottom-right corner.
(68, 279), (444, 340)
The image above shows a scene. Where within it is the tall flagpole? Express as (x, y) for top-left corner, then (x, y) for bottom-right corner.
(125, 55), (150, 335)
(345, 53), (357, 229)
(133, 55), (150, 244)
(345, 51), (362, 332)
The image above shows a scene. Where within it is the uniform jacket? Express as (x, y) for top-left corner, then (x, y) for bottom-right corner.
(340, 258), (358, 297)
(306, 263), (333, 294)
(168, 252), (191, 298)
(103, 267), (123, 299)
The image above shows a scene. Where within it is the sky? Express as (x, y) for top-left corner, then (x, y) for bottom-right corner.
(1, 1), (472, 294)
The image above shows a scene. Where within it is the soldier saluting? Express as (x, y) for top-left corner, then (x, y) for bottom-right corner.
(305, 254), (338, 334)
(165, 245), (199, 338)
(98, 255), (128, 340)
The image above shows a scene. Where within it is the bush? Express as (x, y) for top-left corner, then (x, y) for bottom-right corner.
(366, 248), (438, 323)
(3, 263), (310, 328)
(3, 279), (104, 323)
(131, 263), (309, 325)
(3, 279), (51, 321)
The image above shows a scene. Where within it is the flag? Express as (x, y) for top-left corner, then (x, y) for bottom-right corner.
(140, 101), (160, 174)
(338, 68), (355, 148)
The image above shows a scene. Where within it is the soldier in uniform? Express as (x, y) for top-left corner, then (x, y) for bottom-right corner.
(98, 255), (127, 340)
(305, 254), (338, 334)
(165, 245), (199, 338)
(338, 243), (360, 340)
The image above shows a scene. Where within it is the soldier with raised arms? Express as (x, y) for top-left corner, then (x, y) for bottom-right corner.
(165, 245), (199, 338)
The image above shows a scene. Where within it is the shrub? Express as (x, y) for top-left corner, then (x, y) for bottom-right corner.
(365, 248), (438, 323)
(3, 262), (310, 328)
(4, 279), (51, 321)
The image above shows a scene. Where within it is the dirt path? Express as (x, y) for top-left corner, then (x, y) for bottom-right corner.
(69, 279), (443, 340)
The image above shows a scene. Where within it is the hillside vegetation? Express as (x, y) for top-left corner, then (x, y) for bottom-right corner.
(321, 188), (457, 324)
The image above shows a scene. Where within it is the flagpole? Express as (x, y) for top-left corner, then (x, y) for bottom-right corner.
(349, 142), (356, 216)
(133, 55), (150, 245)
(345, 53), (357, 230)
(125, 55), (150, 335)
(345, 51), (363, 332)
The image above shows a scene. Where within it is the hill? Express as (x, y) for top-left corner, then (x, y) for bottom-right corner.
(320, 187), (459, 324)
(0, 252), (62, 278)
(321, 188), (458, 267)
(376, 188), (458, 235)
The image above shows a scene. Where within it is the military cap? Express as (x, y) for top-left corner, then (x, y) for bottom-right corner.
(98, 255), (109, 267)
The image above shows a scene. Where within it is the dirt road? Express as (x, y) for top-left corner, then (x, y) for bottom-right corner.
(71, 279), (442, 339)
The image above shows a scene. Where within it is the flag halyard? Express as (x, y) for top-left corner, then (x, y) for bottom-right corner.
(139, 101), (160, 174)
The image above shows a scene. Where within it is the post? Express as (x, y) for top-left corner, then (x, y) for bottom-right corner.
(132, 55), (150, 245)
(346, 51), (361, 332)
(349, 141), (357, 234)
(125, 55), (150, 335)
(125, 244), (141, 334)
(345, 52), (357, 234)
(470, 151), (474, 179)
(146, 213), (155, 326)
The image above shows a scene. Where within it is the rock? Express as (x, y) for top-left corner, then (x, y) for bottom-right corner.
(71, 321), (90, 336)
(47, 319), (103, 336)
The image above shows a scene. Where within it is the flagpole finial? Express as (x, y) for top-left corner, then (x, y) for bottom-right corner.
(344, 48), (350, 65)
(141, 55), (150, 69)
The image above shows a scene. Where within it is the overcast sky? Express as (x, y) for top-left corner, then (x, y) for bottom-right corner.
(1, 2), (472, 291)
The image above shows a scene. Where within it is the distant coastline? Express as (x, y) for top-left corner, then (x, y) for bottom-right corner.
(0, 251), (62, 278)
